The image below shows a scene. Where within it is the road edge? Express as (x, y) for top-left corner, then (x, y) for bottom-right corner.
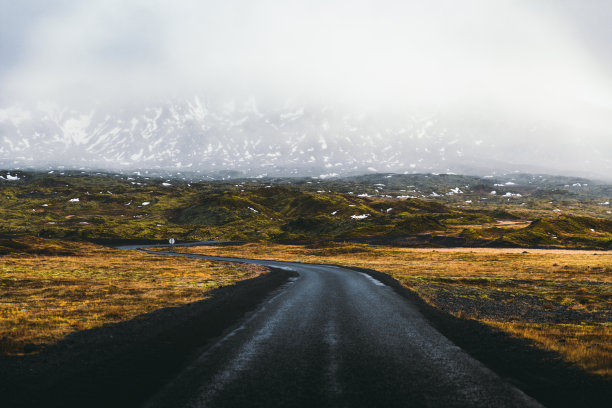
(0, 266), (296, 408)
(349, 266), (612, 408)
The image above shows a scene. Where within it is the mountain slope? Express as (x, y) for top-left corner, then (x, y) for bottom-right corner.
(2, 97), (609, 179)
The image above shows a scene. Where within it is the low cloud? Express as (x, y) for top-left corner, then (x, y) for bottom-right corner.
(1, 0), (611, 174)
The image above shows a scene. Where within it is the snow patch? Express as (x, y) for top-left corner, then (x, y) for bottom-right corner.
(1, 173), (20, 181)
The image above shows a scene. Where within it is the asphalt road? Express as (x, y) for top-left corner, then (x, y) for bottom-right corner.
(123, 243), (542, 408)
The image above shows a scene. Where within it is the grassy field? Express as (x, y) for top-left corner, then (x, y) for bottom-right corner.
(1, 171), (610, 378)
(0, 237), (268, 355)
(1, 171), (611, 248)
(172, 243), (612, 378)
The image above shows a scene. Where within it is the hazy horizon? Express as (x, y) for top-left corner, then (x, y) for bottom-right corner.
(1, 1), (611, 179)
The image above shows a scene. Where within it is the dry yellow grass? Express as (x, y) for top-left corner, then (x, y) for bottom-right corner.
(175, 242), (612, 378)
(0, 238), (268, 355)
(488, 321), (612, 377)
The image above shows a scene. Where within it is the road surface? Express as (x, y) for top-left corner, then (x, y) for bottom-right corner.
(120, 242), (541, 408)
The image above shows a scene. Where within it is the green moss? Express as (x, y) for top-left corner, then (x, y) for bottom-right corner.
(498, 215), (612, 248)
(2, 171), (610, 248)
(391, 215), (446, 234)
(460, 228), (479, 238)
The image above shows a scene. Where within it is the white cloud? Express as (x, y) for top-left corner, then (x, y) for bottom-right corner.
(3, 2), (611, 109)
(0, 0), (611, 171)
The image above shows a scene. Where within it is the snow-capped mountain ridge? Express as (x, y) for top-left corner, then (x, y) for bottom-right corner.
(1, 97), (609, 179)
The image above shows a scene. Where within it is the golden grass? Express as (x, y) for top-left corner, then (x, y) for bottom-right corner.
(175, 242), (612, 378)
(0, 238), (268, 355)
(488, 321), (612, 377)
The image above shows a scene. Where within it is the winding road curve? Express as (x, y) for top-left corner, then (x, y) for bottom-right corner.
(120, 242), (542, 408)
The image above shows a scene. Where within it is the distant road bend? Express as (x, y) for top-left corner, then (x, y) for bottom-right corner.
(120, 242), (542, 408)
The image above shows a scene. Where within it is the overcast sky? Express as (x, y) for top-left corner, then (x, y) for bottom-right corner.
(1, 0), (611, 174)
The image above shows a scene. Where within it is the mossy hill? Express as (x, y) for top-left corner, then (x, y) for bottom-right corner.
(173, 187), (465, 242)
(0, 170), (610, 248)
(497, 216), (612, 249)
